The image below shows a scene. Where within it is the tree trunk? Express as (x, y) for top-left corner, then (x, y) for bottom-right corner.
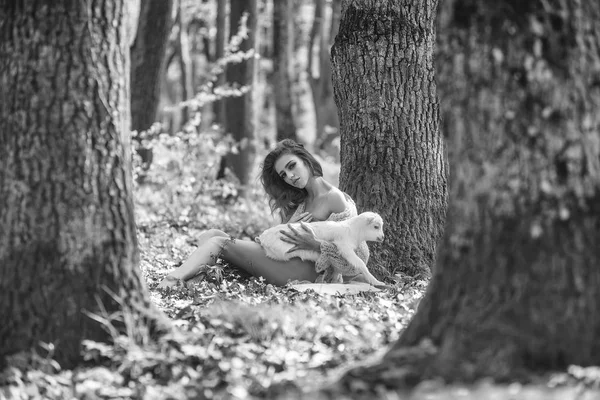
(125, 0), (141, 47)
(176, 0), (194, 125)
(223, 0), (258, 190)
(392, 0), (600, 380)
(130, 0), (174, 164)
(214, 0), (228, 126)
(291, 0), (317, 145)
(189, 18), (215, 133)
(273, 0), (298, 142)
(331, 0), (448, 279)
(337, 0), (600, 390)
(0, 1), (168, 368)
(310, 0), (341, 148)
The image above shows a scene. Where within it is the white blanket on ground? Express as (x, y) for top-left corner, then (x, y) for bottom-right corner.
(290, 282), (381, 295)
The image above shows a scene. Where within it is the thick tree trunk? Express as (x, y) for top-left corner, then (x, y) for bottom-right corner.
(223, 0), (258, 189)
(273, 0), (298, 142)
(391, 0), (600, 380)
(130, 0), (174, 164)
(0, 1), (168, 368)
(331, 0), (447, 278)
(335, 0), (600, 390)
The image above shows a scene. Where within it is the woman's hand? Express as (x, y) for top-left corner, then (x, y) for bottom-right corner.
(280, 221), (321, 253)
(288, 211), (313, 223)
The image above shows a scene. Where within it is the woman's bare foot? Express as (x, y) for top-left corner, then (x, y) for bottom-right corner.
(157, 275), (183, 289)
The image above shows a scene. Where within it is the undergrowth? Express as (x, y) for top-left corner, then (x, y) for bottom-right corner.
(2, 123), (598, 400)
(0, 128), (427, 400)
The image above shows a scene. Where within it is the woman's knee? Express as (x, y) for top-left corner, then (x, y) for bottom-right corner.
(206, 235), (232, 254)
(203, 228), (229, 240)
(200, 235), (232, 263)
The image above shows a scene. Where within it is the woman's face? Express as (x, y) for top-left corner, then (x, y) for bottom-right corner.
(274, 154), (311, 189)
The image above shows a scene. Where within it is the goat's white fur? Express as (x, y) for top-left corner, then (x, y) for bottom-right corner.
(256, 211), (384, 285)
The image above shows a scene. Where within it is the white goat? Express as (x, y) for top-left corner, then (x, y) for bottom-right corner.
(256, 211), (385, 285)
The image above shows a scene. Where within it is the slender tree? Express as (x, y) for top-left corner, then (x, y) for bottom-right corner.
(290, 0), (315, 145)
(175, 0), (194, 125)
(188, 16), (215, 133)
(331, 0), (448, 278)
(213, 0), (228, 126)
(273, 0), (298, 142)
(310, 0), (341, 148)
(130, 0), (174, 164)
(0, 1), (168, 368)
(222, 0), (259, 190)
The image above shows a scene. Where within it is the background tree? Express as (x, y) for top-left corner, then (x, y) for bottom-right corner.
(213, 0), (228, 126)
(331, 0), (448, 279)
(174, 0), (194, 125)
(221, 0), (259, 191)
(309, 0), (341, 149)
(188, 8), (217, 133)
(273, 0), (298, 142)
(0, 1), (167, 368)
(130, 0), (175, 165)
(334, 0), (600, 390)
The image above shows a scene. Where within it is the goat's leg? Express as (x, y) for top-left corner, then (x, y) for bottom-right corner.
(336, 243), (385, 286)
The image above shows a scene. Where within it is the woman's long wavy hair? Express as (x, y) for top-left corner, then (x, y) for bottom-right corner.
(260, 139), (323, 221)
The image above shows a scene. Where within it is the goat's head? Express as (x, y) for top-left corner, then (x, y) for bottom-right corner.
(355, 212), (385, 243)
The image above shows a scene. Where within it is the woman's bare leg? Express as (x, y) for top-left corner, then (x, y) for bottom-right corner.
(157, 229), (229, 287)
(158, 234), (317, 288)
(219, 238), (318, 286)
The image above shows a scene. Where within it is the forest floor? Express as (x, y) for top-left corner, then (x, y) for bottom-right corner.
(1, 132), (599, 399)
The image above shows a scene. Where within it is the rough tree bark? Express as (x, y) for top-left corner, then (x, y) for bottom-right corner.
(273, 0), (298, 142)
(396, 0), (600, 380)
(331, 0), (448, 278)
(333, 0), (600, 391)
(130, 0), (174, 164)
(223, 0), (258, 190)
(0, 1), (168, 368)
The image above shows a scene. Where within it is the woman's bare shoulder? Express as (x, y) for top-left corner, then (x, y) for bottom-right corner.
(325, 188), (350, 215)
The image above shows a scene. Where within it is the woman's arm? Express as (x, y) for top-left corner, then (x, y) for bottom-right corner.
(288, 211), (313, 223)
(281, 207), (313, 224)
(279, 221), (321, 252)
(279, 226), (372, 283)
(280, 190), (347, 248)
(279, 190), (346, 251)
(278, 191), (376, 282)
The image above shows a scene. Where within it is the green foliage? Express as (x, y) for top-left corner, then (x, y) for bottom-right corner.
(134, 128), (274, 239)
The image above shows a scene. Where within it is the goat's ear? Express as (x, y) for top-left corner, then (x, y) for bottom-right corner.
(365, 213), (382, 225)
(366, 214), (378, 224)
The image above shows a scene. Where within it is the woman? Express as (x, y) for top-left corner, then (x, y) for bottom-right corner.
(157, 139), (383, 288)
